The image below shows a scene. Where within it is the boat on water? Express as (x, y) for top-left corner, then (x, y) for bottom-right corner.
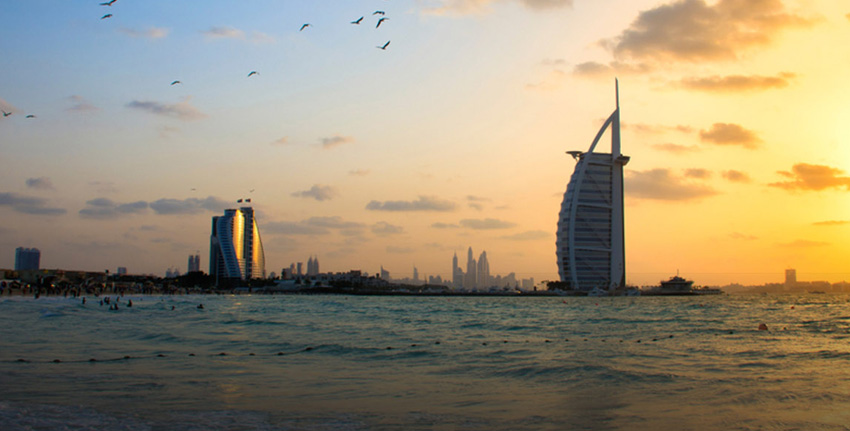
(644, 275), (724, 296)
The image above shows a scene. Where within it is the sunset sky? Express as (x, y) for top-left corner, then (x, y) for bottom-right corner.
(1, 0), (848, 286)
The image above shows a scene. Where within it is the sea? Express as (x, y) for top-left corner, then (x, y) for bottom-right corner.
(1, 293), (849, 431)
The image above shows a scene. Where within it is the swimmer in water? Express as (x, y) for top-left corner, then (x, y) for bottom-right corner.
(197, 304), (204, 310)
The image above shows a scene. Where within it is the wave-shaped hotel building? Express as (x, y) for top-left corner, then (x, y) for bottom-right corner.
(210, 206), (266, 283)
(556, 82), (630, 291)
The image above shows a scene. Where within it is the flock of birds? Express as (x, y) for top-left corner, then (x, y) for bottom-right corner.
(0, 1), (395, 120)
(98, 3), (394, 85)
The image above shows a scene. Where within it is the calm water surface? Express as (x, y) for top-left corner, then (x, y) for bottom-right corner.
(1, 294), (849, 430)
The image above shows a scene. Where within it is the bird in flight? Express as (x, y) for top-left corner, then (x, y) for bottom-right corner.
(377, 40), (390, 50)
(100, 0), (117, 5)
(1, 110), (10, 117)
(373, 11), (385, 15)
(300, 23), (311, 31)
(170, 80), (181, 86)
(376, 17), (389, 28)
(101, 14), (112, 20)
(248, 71), (259, 77)
(26, 114), (36, 118)
(351, 16), (363, 25)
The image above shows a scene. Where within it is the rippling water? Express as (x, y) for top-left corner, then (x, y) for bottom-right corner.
(1, 294), (849, 430)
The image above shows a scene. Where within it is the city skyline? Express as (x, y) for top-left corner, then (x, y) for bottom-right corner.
(1, 1), (849, 286)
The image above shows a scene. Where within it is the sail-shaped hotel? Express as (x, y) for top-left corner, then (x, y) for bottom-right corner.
(556, 82), (630, 291)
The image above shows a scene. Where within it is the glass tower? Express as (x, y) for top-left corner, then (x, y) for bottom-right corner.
(210, 207), (265, 282)
(556, 81), (630, 291)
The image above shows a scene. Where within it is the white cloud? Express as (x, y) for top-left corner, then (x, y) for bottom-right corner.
(366, 196), (456, 212)
(459, 218), (517, 230)
(320, 135), (355, 150)
(119, 27), (169, 39)
(126, 98), (206, 121)
(202, 26), (245, 40)
(26, 177), (55, 190)
(291, 185), (338, 202)
(626, 169), (718, 201)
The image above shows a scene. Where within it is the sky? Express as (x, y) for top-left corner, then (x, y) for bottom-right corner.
(1, 0), (848, 286)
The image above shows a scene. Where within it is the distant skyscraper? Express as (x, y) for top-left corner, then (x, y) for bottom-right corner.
(785, 269), (797, 287)
(465, 247), (477, 289)
(14, 247), (40, 271)
(297, 262), (303, 277)
(556, 81), (629, 291)
(413, 266), (419, 283)
(307, 256), (320, 276)
(452, 252), (462, 288)
(116, 267), (128, 276)
(209, 206), (266, 282)
(187, 254), (201, 273)
(380, 265), (390, 281)
(477, 251), (490, 289)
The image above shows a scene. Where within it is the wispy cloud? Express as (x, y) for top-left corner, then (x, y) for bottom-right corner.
(606, 0), (812, 63)
(304, 216), (365, 230)
(201, 26), (245, 40)
(264, 216), (365, 236)
(466, 195), (491, 211)
(769, 163), (850, 191)
(0, 192), (66, 216)
(459, 218), (517, 230)
(26, 177), (54, 190)
(89, 181), (118, 194)
(722, 170), (751, 183)
(432, 222), (460, 229)
(79, 198), (148, 219)
(622, 123), (693, 134)
(264, 221), (329, 236)
(626, 169), (718, 201)
(684, 168), (712, 179)
(349, 169), (371, 177)
(779, 239), (830, 248)
(680, 73), (795, 92)
(149, 196), (231, 215)
(66, 95), (98, 112)
(320, 135), (354, 149)
(119, 27), (169, 39)
(422, 0), (573, 16)
(126, 98), (206, 121)
(270, 137), (290, 146)
(526, 69), (568, 92)
(372, 221), (404, 236)
(387, 246), (414, 254)
(813, 220), (848, 226)
(729, 232), (758, 240)
(366, 196), (456, 212)
(291, 185), (338, 202)
(699, 123), (761, 148)
(570, 60), (653, 78)
(500, 230), (551, 241)
(652, 143), (700, 154)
